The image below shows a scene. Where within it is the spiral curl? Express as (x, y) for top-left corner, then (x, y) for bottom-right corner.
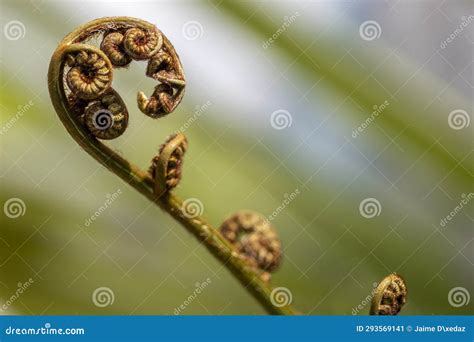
(84, 90), (129, 140)
(137, 83), (175, 118)
(370, 273), (407, 315)
(66, 50), (113, 100)
(123, 27), (162, 60)
(100, 31), (132, 67)
(147, 52), (186, 87)
(149, 133), (188, 194)
(220, 211), (282, 273)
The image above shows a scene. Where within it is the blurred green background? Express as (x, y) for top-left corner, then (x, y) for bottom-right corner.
(0, 0), (472, 315)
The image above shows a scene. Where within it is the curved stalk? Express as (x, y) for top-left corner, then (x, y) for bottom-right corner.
(48, 16), (297, 315)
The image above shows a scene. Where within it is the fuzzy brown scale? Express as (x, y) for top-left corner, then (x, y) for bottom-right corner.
(149, 133), (188, 194)
(370, 273), (407, 315)
(220, 211), (282, 275)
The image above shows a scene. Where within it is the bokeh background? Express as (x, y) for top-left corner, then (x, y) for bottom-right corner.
(0, 0), (472, 315)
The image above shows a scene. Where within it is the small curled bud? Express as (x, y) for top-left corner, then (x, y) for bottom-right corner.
(100, 31), (132, 67)
(66, 50), (113, 100)
(370, 273), (407, 315)
(137, 83), (175, 118)
(84, 90), (129, 140)
(149, 133), (188, 194)
(123, 27), (162, 60)
(220, 211), (282, 273)
(147, 52), (186, 88)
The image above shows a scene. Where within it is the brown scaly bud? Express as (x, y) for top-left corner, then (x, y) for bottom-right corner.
(83, 89), (129, 140)
(66, 50), (113, 100)
(123, 27), (162, 60)
(220, 211), (282, 274)
(149, 133), (188, 195)
(100, 31), (132, 67)
(370, 273), (407, 315)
